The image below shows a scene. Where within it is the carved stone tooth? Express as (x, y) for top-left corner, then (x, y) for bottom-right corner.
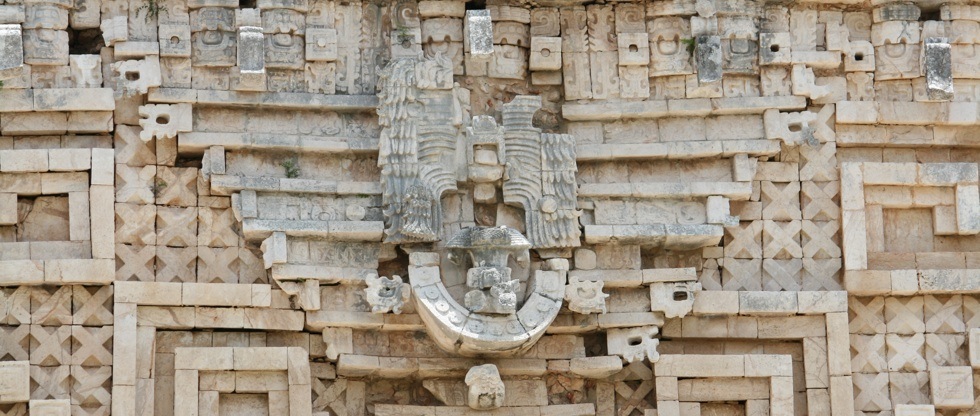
(695, 34), (722, 83)
(466, 9), (493, 61)
(924, 37), (954, 101)
(0, 24), (25, 80)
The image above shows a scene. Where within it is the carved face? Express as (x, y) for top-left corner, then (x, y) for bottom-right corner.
(650, 17), (686, 55)
(30, 5), (60, 28)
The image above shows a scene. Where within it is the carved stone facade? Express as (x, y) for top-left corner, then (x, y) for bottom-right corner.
(0, 0), (979, 415)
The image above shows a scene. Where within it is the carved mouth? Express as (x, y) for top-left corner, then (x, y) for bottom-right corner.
(657, 40), (679, 55)
(201, 31), (224, 46)
(272, 33), (294, 47)
(731, 39), (750, 54)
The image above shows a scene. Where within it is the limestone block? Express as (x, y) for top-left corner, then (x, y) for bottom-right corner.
(759, 32), (791, 65)
(0, 149), (48, 172)
(691, 291), (738, 315)
(100, 16), (127, 46)
(33, 88), (114, 112)
(198, 206), (237, 247)
(529, 36), (561, 71)
(0, 24), (24, 80)
(44, 259), (113, 284)
(894, 404), (936, 416)
(234, 347), (287, 371)
(617, 32), (649, 66)
(650, 281), (699, 319)
(796, 291), (847, 315)
(89, 148), (114, 186)
(0, 192), (16, 225)
(956, 184), (980, 234)
(172, 369), (198, 416)
(47, 149), (90, 172)
(586, 51), (618, 100)
(844, 41), (875, 72)
(654, 354), (744, 378)
(930, 366), (974, 408)
(562, 52), (592, 100)
(174, 347), (233, 371)
(29, 399), (70, 416)
(88, 185), (115, 259)
(744, 354), (793, 378)
(261, 232), (287, 269)
(39, 172), (87, 194)
(158, 24), (191, 57)
(739, 291), (797, 315)
(871, 21), (920, 47)
(568, 356), (621, 379)
(0, 361), (30, 403)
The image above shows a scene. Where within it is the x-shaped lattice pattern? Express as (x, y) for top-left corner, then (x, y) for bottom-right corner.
(802, 220), (841, 259)
(850, 334), (886, 373)
(763, 259), (803, 291)
(115, 244), (156, 282)
(722, 258), (763, 291)
(157, 206), (199, 247)
(853, 372), (892, 412)
(199, 207), (239, 247)
(30, 287), (73, 327)
(762, 181), (802, 221)
(923, 295), (965, 333)
(115, 165), (156, 204)
(724, 221), (763, 259)
(763, 220), (802, 259)
(0, 325), (30, 361)
(155, 247), (198, 283)
(888, 372), (930, 406)
(70, 326), (112, 366)
(924, 333), (967, 368)
(30, 325), (71, 366)
(0, 287), (31, 325)
(115, 203), (157, 245)
(886, 333), (926, 372)
(800, 142), (839, 182)
(884, 297), (925, 334)
(850, 296), (886, 334)
(30, 365), (70, 400)
(802, 258), (842, 291)
(196, 247), (241, 284)
(801, 180), (840, 221)
(70, 365), (111, 406)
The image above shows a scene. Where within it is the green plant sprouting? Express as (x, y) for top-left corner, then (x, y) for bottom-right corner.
(150, 180), (168, 197)
(280, 159), (301, 179)
(681, 38), (696, 55)
(137, 0), (168, 22)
